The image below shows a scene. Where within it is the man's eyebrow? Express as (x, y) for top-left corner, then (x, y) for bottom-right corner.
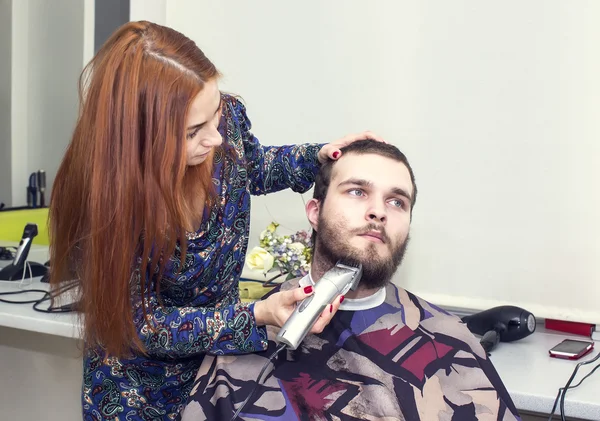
(391, 187), (413, 203)
(186, 96), (222, 131)
(338, 178), (413, 203)
(338, 178), (372, 189)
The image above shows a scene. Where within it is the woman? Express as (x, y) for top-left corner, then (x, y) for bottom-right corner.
(49, 21), (382, 420)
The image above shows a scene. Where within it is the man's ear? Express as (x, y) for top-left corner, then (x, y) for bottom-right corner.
(305, 198), (320, 232)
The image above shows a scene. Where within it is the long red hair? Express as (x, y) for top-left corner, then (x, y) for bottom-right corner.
(49, 21), (219, 357)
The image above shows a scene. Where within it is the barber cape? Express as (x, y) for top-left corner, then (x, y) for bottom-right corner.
(180, 277), (521, 421)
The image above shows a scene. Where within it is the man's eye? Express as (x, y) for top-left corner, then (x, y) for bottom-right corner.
(390, 199), (404, 208)
(348, 189), (364, 196)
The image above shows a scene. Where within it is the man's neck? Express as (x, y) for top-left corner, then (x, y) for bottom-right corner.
(310, 256), (380, 300)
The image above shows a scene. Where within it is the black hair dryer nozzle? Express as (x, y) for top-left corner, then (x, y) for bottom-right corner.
(462, 305), (536, 353)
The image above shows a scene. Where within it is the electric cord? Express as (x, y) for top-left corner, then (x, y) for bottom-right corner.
(230, 342), (287, 421)
(547, 351), (600, 421)
(32, 290), (80, 313)
(0, 279), (79, 313)
(0, 288), (49, 303)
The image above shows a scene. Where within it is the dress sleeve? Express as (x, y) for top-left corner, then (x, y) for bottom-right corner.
(229, 97), (324, 195)
(132, 289), (268, 359)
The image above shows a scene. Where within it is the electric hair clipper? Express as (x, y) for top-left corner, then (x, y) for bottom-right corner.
(0, 223), (46, 281)
(13, 223), (38, 268)
(276, 260), (362, 350)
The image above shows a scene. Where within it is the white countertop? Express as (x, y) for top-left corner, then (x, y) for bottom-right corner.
(0, 249), (598, 419)
(489, 329), (599, 420)
(0, 242), (79, 338)
(0, 277), (80, 339)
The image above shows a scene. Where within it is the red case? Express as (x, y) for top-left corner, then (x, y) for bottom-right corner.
(549, 341), (594, 360)
(545, 319), (595, 337)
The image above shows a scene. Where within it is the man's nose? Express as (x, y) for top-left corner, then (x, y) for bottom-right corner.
(366, 201), (387, 224)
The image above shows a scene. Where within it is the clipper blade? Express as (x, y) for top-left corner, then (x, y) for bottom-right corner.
(335, 259), (362, 291)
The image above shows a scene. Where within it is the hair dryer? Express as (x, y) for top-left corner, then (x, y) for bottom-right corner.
(0, 223), (48, 281)
(461, 305), (536, 353)
(276, 260), (362, 350)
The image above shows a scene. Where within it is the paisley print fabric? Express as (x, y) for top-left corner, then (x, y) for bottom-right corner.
(181, 281), (522, 421)
(82, 94), (323, 420)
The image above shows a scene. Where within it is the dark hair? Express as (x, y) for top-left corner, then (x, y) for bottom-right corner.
(311, 139), (417, 243)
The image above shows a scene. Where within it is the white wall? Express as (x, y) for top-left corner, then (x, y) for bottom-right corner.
(83, 0), (95, 66)
(0, 0), (12, 207)
(25, 0), (85, 206)
(130, 0), (166, 25)
(2, 0), (132, 209)
(10, 0), (29, 207)
(4, 0), (87, 207)
(166, 1), (600, 324)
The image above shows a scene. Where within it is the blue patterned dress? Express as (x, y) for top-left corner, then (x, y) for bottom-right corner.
(82, 94), (323, 420)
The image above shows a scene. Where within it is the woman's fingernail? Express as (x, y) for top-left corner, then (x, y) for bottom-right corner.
(330, 304), (333, 313)
(340, 296), (345, 304)
(332, 151), (340, 159)
(304, 286), (313, 294)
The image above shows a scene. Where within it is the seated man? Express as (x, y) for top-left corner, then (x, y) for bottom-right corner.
(180, 140), (520, 421)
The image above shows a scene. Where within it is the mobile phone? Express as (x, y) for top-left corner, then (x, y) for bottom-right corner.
(548, 339), (595, 360)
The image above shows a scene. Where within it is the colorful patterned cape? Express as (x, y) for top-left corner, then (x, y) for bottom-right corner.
(82, 95), (323, 420)
(181, 281), (522, 421)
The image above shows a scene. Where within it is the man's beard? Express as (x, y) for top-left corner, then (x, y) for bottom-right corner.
(314, 214), (409, 290)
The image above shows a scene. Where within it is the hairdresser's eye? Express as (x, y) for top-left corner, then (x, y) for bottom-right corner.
(186, 128), (200, 140)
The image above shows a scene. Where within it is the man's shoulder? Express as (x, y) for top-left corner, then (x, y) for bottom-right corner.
(386, 283), (458, 321)
(263, 280), (475, 344)
(387, 283), (488, 358)
(268, 279), (462, 324)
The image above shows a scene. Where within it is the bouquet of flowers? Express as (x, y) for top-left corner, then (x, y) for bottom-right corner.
(246, 222), (313, 285)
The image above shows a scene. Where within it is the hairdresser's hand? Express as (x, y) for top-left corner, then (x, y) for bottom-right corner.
(318, 131), (386, 164)
(254, 285), (344, 333)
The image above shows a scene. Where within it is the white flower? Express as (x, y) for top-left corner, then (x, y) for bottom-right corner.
(288, 242), (306, 254)
(246, 246), (275, 273)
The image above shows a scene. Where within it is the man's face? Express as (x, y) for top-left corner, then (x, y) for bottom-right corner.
(308, 153), (413, 288)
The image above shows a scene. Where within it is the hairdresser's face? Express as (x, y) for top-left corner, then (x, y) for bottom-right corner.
(185, 79), (223, 166)
(307, 154), (413, 287)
